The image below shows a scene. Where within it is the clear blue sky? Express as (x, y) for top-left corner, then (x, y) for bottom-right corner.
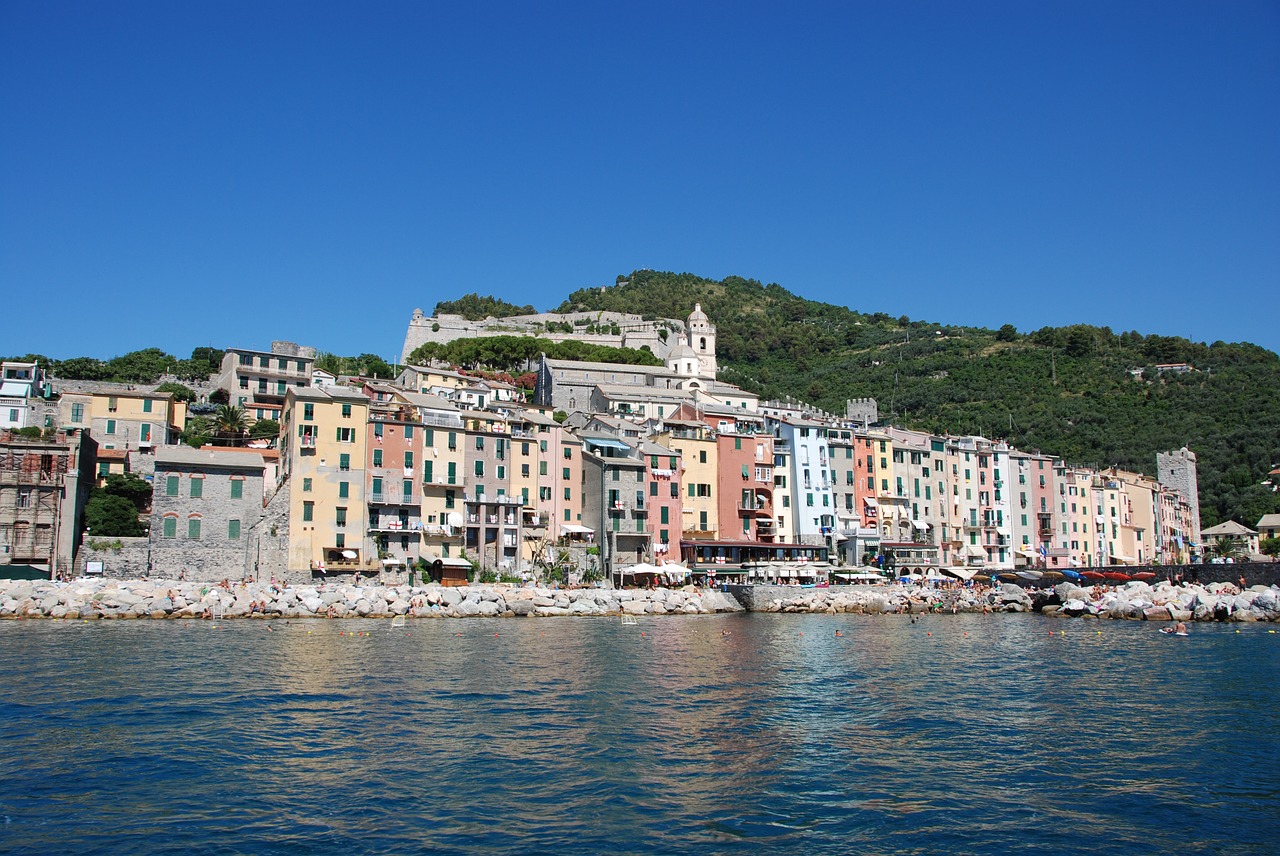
(2, 1), (1277, 362)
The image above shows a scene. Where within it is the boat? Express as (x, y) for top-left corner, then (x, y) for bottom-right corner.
(1081, 571), (1106, 581)
(1103, 571), (1131, 583)
(1131, 572), (1157, 581)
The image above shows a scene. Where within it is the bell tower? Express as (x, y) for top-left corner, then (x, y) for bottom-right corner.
(686, 303), (717, 379)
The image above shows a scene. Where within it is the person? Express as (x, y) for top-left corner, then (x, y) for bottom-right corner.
(1174, 621), (1188, 635)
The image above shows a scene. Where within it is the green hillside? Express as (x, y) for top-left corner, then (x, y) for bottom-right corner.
(554, 270), (1280, 528)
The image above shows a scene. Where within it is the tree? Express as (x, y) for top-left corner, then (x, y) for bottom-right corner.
(248, 418), (280, 440)
(213, 405), (249, 446)
(181, 416), (213, 448)
(101, 473), (153, 513)
(155, 382), (196, 402)
(1260, 537), (1280, 561)
(996, 324), (1019, 342)
(84, 494), (145, 537)
(314, 352), (343, 376)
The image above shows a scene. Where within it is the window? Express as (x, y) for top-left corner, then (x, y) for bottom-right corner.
(339, 454), (350, 471)
(374, 422), (384, 438)
(660, 506), (669, 524)
(190, 477), (203, 498)
(166, 475), (179, 496)
(160, 516), (177, 538)
(445, 490), (455, 509)
(303, 501), (314, 522)
(372, 449), (382, 467)
(372, 476), (383, 497)
(107, 397), (118, 412)
(304, 403), (314, 421)
(734, 438), (742, 450)
(447, 432), (457, 450)
(71, 403), (84, 423)
(564, 447), (572, 459)
(539, 461), (547, 476)
(404, 451), (414, 469)
(188, 517), (201, 540)
(496, 466), (505, 480)
(337, 427), (354, 443)
(336, 507), (347, 527)
(105, 419), (116, 435)
(403, 479), (413, 497)
(476, 436), (485, 450)
(564, 487), (572, 500)
(650, 481), (658, 497)
(562, 467), (570, 480)
(424, 461), (433, 482)
(404, 424), (414, 441)
(140, 424), (151, 443)
(522, 464), (530, 478)
(699, 450), (707, 464)
(230, 479), (243, 499)
(447, 461), (457, 484)
(302, 477), (312, 493)
(670, 483), (678, 498)
(228, 519), (241, 540)
(475, 460), (485, 477)
(342, 404), (352, 418)
(339, 481), (349, 499)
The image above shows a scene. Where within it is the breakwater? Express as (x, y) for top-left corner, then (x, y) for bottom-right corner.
(728, 579), (1280, 622)
(0, 578), (744, 620)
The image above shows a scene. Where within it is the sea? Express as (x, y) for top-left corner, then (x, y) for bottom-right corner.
(0, 612), (1276, 855)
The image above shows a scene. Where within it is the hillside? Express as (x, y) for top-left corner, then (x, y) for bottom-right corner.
(555, 270), (1280, 528)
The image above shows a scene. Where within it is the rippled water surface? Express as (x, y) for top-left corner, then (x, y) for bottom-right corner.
(1, 613), (1277, 854)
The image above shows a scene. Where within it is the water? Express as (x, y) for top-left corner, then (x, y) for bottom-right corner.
(1, 613), (1277, 854)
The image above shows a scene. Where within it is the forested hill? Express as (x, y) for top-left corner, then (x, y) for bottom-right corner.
(555, 270), (1280, 528)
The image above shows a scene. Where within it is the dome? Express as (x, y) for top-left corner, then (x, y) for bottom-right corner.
(667, 342), (697, 361)
(688, 303), (709, 323)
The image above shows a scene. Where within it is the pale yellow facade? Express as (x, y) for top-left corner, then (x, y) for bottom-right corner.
(281, 388), (370, 572)
(661, 424), (718, 540)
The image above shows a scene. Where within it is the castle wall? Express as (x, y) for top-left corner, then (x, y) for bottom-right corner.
(402, 310), (684, 363)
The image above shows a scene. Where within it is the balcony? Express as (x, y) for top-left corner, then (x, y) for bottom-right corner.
(300, 435), (317, 449)
(632, 501), (648, 515)
(608, 502), (626, 515)
(369, 492), (415, 506)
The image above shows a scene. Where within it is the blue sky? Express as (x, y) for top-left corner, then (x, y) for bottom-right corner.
(2, 0), (1277, 362)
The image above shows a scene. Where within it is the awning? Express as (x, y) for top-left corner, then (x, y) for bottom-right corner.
(942, 566), (980, 581)
(910, 520), (928, 530)
(560, 524), (594, 534)
(863, 497), (878, 507)
(586, 438), (630, 452)
(963, 544), (987, 559)
(424, 555), (472, 568)
(0, 381), (29, 397)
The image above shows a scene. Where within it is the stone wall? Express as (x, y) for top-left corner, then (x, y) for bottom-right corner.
(77, 537), (150, 579)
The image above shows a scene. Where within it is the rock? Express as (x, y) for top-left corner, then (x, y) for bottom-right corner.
(622, 601), (648, 615)
(1143, 606), (1172, 621)
(509, 601), (534, 616)
(476, 601), (501, 617)
(455, 599), (480, 617)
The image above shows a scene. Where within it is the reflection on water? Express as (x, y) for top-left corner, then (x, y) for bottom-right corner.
(1, 614), (1278, 854)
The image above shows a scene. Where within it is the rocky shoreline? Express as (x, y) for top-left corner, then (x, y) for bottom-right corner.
(746, 580), (1280, 622)
(4, 577), (1277, 623)
(0, 578), (744, 620)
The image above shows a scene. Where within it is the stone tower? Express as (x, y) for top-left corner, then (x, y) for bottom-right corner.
(1157, 447), (1201, 546)
(685, 304), (717, 380)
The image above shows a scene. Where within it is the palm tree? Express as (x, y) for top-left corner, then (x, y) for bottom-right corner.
(213, 405), (249, 446)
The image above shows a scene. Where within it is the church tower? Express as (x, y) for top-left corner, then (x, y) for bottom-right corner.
(686, 303), (717, 379)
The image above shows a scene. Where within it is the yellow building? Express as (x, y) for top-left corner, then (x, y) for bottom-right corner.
(659, 419), (718, 541)
(280, 386), (370, 573)
(60, 388), (181, 453)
